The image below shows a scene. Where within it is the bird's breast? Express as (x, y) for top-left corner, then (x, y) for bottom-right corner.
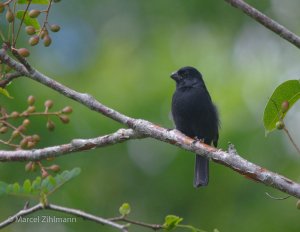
(171, 88), (217, 138)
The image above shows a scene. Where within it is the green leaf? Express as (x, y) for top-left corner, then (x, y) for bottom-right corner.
(6, 184), (14, 194)
(0, 87), (13, 99)
(18, 0), (49, 4)
(263, 80), (300, 134)
(41, 175), (56, 194)
(163, 215), (183, 231)
(40, 167), (81, 195)
(49, 176), (56, 186)
(13, 182), (21, 193)
(23, 179), (31, 193)
(16, 10), (40, 30)
(31, 176), (41, 191)
(0, 168), (81, 198)
(119, 203), (131, 216)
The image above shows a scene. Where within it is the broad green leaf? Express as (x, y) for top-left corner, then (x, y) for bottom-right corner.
(263, 80), (300, 134)
(18, 0), (49, 4)
(16, 10), (40, 30)
(0, 87), (13, 99)
(163, 215), (183, 231)
(119, 203), (131, 216)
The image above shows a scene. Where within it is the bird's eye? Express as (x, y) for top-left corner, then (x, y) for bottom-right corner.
(180, 71), (187, 77)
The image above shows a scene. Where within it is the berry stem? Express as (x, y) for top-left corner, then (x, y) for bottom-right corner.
(38, 0), (53, 38)
(0, 111), (61, 121)
(283, 127), (300, 155)
(44, 0), (53, 24)
(13, 0), (32, 47)
(11, 0), (17, 45)
(0, 138), (18, 148)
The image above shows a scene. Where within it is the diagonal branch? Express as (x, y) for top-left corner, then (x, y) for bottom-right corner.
(1, 49), (300, 199)
(0, 203), (127, 231)
(46, 204), (127, 231)
(0, 203), (42, 229)
(0, 128), (142, 161)
(225, 0), (300, 49)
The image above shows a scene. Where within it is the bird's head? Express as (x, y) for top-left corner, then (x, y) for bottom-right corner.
(170, 66), (205, 88)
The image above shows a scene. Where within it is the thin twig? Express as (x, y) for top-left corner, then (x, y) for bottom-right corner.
(225, 0), (300, 49)
(3, 0), (14, 5)
(13, 0), (32, 47)
(265, 192), (290, 200)
(283, 127), (300, 155)
(11, 0), (17, 45)
(46, 204), (127, 231)
(0, 203), (42, 229)
(0, 203), (128, 231)
(0, 71), (23, 88)
(121, 218), (162, 230)
(44, 0), (53, 24)
(0, 111), (63, 121)
(38, 0), (53, 37)
(0, 139), (18, 148)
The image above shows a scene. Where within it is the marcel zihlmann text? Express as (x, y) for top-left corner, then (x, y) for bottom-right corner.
(13, 215), (77, 223)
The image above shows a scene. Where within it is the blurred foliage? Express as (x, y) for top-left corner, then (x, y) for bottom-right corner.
(1, 0), (300, 232)
(0, 168), (81, 201)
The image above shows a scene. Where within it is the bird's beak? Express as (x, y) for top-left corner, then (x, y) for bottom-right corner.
(170, 71), (181, 82)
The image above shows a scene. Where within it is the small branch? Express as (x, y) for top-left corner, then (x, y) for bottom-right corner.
(0, 48), (29, 74)
(11, 48), (32, 72)
(225, 0), (300, 49)
(0, 203), (127, 231)
(0, 203), (42, 229)
(0, 71), (23, 88)
(0, 111), (65, 121)
(13, 0), (32, 46)
(0, 139), (18, 148)
(46, 204), (127, 232)
(0, 128), (142, 161)
(11, 2), (17, 45)
(44, 0), (53, 24)
(265, 192), (290, 200)
(109, 216), (162, 230)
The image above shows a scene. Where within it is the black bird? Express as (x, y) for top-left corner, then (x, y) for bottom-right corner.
(170, 66), (219, 187)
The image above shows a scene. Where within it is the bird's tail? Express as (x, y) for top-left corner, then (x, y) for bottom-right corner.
(193, 155), (209, 187)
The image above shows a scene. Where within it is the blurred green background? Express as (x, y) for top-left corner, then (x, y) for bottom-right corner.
(1, 0), (300, 231)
